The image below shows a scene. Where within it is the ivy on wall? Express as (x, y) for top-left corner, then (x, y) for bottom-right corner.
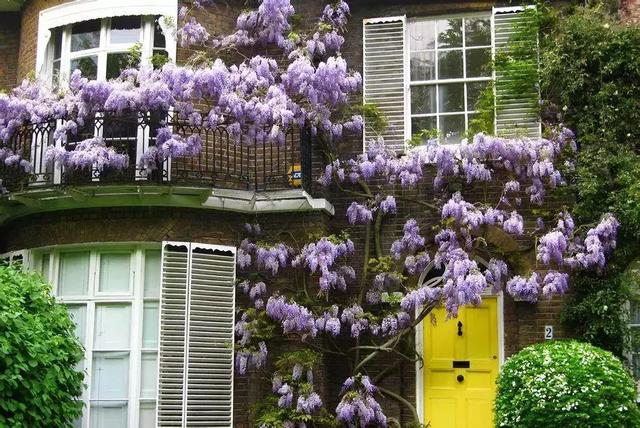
(538, 2), (640, 358)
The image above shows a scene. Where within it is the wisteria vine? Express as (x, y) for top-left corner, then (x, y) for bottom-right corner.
(0, 0), (622, 426)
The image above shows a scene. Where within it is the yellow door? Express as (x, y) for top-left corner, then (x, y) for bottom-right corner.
(423, 298), (499, 428)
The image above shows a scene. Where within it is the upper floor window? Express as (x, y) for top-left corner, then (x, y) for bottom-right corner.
(47, 16), (168, 84)
(363, 7), (539, 152)
(408, 14), (492, 144)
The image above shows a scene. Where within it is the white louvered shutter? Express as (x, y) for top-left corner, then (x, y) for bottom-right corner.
(363, 16), (407, 153)
(493, 6), (541, 137)
(157, 242), (236, 428)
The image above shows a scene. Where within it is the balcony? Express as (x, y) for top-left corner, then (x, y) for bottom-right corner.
(0, 113), (333, 222)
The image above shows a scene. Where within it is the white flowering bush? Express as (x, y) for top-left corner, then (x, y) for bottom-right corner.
(495, 340), (639, 427)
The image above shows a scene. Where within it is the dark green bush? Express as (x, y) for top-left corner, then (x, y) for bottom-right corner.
(0, 264), (84, 427)
(495, 340), (639, 427)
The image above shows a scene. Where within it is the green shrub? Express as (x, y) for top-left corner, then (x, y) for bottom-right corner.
(495, 340), (640, 428)
(0, 264), (84, 427)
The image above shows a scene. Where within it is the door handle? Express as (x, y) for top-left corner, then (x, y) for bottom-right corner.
(456, 374), (464, 383)
(457, 321), (463, 336)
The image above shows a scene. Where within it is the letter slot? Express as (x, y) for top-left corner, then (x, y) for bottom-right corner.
(452, 360), (470, 368)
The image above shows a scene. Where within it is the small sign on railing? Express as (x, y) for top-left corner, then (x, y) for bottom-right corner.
(289, 164), (302, 187)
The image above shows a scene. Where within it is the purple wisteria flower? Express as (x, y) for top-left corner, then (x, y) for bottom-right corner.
(537, 231), (568, 265)
(235, 341), (268, 375)
(336, 375), (387, 427)
(378, 195), (397, 214)
(503, 211), (524, 236)
(46, 137), (128, 171)
(506, 273), (540, 303)
(292, 236), (355, 293)
(390, 219), (425, 260)
(315, 305), (341, 336)
(266, 295), (317, 337)
(346, 202), (373, 224)
(341, 304), (369, 338)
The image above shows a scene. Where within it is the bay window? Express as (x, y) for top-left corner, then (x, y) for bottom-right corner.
(46, 15), (168, 84)
(37, 246), (161, 428)
(33, 242), (236, 428)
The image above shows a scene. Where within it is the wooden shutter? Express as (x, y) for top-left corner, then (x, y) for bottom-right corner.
(157, 242), (236, 427)
(493, 6), (541, 138)
(363, 16), (408, 153)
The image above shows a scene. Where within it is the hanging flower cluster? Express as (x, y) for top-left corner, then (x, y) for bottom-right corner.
(292, 235), (355, 294)
(238, 238), (292, 275)
(336, 375), (387, 427)
(45, 137), (128, 171)
(266, 295), (317, 338)
(0, 0), (363, 174)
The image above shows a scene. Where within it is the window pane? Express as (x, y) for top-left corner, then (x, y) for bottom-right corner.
(140, 352), (158, 399)
(144, 250), (161, 298)
(465, 17), (491, 47)
(58, 252), (90, 296)
(438, 83), (464, 113)
(142, 302), (159, 349)
(110, 16), (141, 44)
(71, 19), (101, 52)
(466, 48), (491, 78)
(154, 19), (166, 48)
(411, 86), (436, 115)
(439, 114), (466, 144)
(438, 50), (463, 79)
(90, 401), (128, 427)
(139, 402), (156, 428)
(99, 253), (131, 293)
(66, 304), (87, 345)
(52, 27), (63, 60)
(91, 352), (130, 399)
(437, 18), (462, 48)
(106, 53), (134, 80)
(41, 253), (50, 281)
(410, 51), (435, 81)
(467, 81), (490, 111)
(411, 116), (437, 136)
(408, 20), (435, 51)
(94, 304), (131, 350)
(70, 56), (98, 80)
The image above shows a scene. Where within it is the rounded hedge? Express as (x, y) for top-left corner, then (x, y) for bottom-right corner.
(0, 264), (84, 427)
(495, 340), (639, 427)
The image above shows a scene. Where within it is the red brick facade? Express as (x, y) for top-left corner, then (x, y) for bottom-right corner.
(0, 12), (20, 92)
(1, 0), (635, 426)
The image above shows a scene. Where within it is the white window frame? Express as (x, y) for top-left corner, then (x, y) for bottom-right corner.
(405, 11), (494, 145)
(36, 0), (178, 79)
(45, 15), (164, 84)
(31, 243), (162, 428)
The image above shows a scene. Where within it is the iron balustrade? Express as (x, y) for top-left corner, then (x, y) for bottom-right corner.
(0, 112), (312, 194)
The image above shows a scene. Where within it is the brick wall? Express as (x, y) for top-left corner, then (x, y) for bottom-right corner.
(0, 12), (20, 91)
(17, 0), (68, 81)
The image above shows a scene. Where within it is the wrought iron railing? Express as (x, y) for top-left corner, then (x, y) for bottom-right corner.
(0, 112), (312, 193)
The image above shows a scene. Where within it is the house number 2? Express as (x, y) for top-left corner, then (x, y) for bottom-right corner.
(544, 325), (554, 340)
